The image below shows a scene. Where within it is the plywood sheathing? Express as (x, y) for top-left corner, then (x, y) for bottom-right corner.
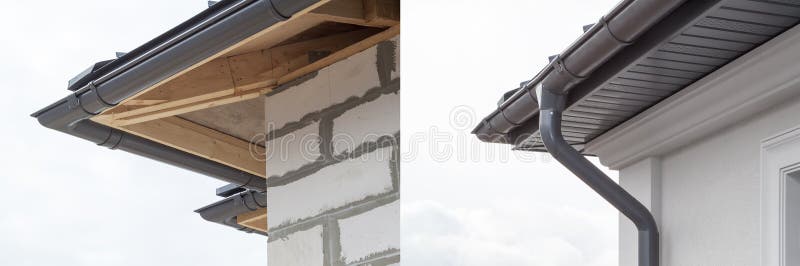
(180, 97), (266, 144)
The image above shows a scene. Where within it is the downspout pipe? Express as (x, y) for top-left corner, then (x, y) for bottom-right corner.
(537, 86), (658, 266)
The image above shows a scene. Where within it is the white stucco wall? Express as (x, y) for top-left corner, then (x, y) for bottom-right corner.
(618, 93), (800, 265)
(591, 23), (800, 266)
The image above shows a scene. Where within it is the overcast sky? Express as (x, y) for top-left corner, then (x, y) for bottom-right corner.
(0, 1), (265, 265)
(1, 0), (622, 265)
(402, 0), (621, 265)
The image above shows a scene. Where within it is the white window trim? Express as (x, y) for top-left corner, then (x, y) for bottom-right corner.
(760, 126), (800, 266)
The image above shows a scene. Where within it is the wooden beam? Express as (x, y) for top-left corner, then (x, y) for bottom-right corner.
(308, 0), (368, 26)
(278, 24), (399, 84)
(363, 0), (400, 26)
(121, 99), (169, 106)
(269, 28), (378, 75)
(308, 0), (399, 27)
(120, 117), (266, 177)
(109, 88), (271, 127)
(238, 208), (267, 233)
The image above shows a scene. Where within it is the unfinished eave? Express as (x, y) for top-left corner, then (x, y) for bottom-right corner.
(93, 0), (399, 179)
(32, 0), (399, 234)
(473, 0), (800, 154)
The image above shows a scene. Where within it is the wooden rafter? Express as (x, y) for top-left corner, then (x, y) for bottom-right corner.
(364, 0), (400, 26)
(308, 0), (399, 28)
(120, 99), (169, 106)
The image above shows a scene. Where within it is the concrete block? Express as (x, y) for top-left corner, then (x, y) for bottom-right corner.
(265, 68), (331, 130)
(268, 147), (395, 227)
(267, 225), (323, 266)
(330, 45), (381, 104)
(332, 93), (400, 155)
(338, 200), (400, 264)
(265, 122), (321, 177)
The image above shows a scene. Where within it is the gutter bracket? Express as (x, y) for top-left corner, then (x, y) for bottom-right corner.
(85, 81), (116, 109)
(538, 86), (659, 266)
(74, 81), (116, 116)
(550, 55), (586, 82)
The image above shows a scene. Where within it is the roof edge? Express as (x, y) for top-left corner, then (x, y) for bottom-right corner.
(472, 0), (686, 146)
(195, 190), (267, 236)
(31, 0), (320, 190)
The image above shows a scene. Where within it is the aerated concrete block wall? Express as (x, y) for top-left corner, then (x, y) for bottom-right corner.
(265, 36), (400, 266)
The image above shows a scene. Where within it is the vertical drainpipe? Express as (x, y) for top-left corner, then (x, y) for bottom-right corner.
(537, 86), (659, 266)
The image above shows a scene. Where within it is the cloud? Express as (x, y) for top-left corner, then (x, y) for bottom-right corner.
(400, 0), (621, 265)
(403, 200), (617, 266)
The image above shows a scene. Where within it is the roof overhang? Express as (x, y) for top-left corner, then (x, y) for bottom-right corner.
(473, 0), (800, 155)
(32, 0), (399, 235)
(90, 0), (399, 179)
(587, 23), (800, 169)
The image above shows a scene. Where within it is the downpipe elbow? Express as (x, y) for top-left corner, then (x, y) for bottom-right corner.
(536, 85), (659, 266)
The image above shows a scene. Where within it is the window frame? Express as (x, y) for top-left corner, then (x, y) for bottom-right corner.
(760, 126), (800, 266)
